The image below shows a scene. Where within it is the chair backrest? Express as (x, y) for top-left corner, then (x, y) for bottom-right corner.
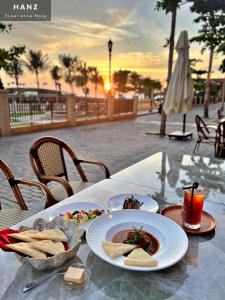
(195, 115), (210, 139)
(218, 109), (223, 120)
(0, 160), (27, 210)
(217, 120), (225, 142)
(30, 136), (87, 183)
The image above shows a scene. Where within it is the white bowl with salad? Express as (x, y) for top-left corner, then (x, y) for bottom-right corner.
(49, 202), (106, 230)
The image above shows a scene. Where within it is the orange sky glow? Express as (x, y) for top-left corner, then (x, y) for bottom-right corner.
(1, 0), (224, 96)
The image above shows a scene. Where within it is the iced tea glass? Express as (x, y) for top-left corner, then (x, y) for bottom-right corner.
(182, 187), (204, 229)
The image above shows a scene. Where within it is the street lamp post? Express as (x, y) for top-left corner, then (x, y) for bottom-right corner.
(108, 39), (113, 93)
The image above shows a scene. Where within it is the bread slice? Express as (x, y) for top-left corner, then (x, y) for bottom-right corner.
(30, 240), (65, 255)
(30, 228), (68, 242)
(124, 248), (158, 267)
(102, 241), (137, 258)
(8, 230), (39, 243)
(7, 242), (47, 259)
(54, 241), (65, 253)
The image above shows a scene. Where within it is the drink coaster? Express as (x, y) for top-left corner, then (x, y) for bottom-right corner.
(160, 205), (216, 235)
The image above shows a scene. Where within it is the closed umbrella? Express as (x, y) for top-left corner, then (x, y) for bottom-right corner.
(163, 30), (194, 140)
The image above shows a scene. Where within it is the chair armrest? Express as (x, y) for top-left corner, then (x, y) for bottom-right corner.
(18, 179), (57, 208)
(77, 159), (110, 178)
(40, 175), (74, 198)
(206, 124), (218, 131)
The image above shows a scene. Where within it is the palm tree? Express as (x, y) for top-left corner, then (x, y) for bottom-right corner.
(75, 62), (91, 97)
(50, 65), (61, 102)
(156, 0), (184, 136)
(6, 59), (23, 100)
(25, 49), (49, 102)
(98, 75), (105, 96)
(89, 67), (102, 98)
(59, 54), (79, 94)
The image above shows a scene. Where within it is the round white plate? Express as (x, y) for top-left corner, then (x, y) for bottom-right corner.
(86, 210), (188, 271)
(49, 202), (106, 231)
(105, 193), (159, 213)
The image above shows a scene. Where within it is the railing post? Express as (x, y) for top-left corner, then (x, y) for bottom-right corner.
(66, 95), (76, 125)
(133, 96), (138, 116)
(50, 102), (53, 122)
(0, 91), (11, 136)
(107, 94), (114, 121)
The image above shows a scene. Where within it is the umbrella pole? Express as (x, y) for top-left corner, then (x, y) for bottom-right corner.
(183, 113), (186, 133)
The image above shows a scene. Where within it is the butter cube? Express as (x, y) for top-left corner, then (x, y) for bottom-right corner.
(64, 266), (85, 284)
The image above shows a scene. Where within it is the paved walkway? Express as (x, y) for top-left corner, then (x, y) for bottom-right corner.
(0, 103), (222, 213)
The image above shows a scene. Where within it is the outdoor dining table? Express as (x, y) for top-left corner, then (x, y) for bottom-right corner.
(1, 152), (225, 299)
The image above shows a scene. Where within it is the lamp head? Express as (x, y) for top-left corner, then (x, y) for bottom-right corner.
(108, 39), (113, 52)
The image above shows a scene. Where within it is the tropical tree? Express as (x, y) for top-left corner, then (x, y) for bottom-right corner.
(50, 65), (61, 101)
(0, 45), (25, 92)
(75, 62), (91, 97)
(156, 0), (184, 136)
(6, 59), (23, 99)
(139, 77), (154, 98)
(129, 71), (142, 94)
(190, 59), (207, 96)
(220, 59), (225, 73)
(99, 75), (104, 92)
(25, 49), (49, 102)
(152, 79), (162, 92)
(89, 67), (102, 98)
(0, 23), (12, 33)
(113, 70), (131, 96)
(138, 78), (162, 98)
(190, 0), (225, 117)
(59, 54), (79, 94)
(219, 45), (225, 109)
(0, 23), (12, 89)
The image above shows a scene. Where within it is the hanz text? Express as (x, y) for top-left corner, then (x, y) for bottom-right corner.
(13, 3), (38, 11)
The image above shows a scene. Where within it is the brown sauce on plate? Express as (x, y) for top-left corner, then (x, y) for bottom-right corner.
(112, 229), (159, 255)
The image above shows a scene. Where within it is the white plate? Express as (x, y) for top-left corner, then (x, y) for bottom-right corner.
(49, 202), (106, 231)
(86, 210), (188, 271)
(105, 193), (159, 213)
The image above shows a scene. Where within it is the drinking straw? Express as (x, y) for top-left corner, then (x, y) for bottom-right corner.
(183, 182), (199, 225)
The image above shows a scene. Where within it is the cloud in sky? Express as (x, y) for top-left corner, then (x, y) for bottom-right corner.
(1, 0), (224, 91)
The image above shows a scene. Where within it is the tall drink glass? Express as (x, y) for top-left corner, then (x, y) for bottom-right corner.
(182, 187), (204, 229)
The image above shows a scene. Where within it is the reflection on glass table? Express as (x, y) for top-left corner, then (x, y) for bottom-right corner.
(111, 152), (225, 205)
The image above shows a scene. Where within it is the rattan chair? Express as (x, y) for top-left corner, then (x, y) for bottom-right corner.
(215, 120), (225, 158)
(29, 136), (110, 202)
(0, 159), (56, 229)
(193, 115), (217, 154)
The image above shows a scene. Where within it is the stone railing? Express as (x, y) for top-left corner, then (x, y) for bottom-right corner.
(192, 96), (222, 106)
(0, 92), (138, 136)
(137, 100), (158, 112)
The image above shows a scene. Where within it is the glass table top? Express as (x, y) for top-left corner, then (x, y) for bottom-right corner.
(111, 152), (225, 204)
(1, 155), (225, 299)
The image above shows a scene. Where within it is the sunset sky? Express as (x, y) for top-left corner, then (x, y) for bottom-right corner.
(1, 0), (224, 94)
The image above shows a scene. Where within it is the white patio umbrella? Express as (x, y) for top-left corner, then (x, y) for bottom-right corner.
(163, 31), (193, 138)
